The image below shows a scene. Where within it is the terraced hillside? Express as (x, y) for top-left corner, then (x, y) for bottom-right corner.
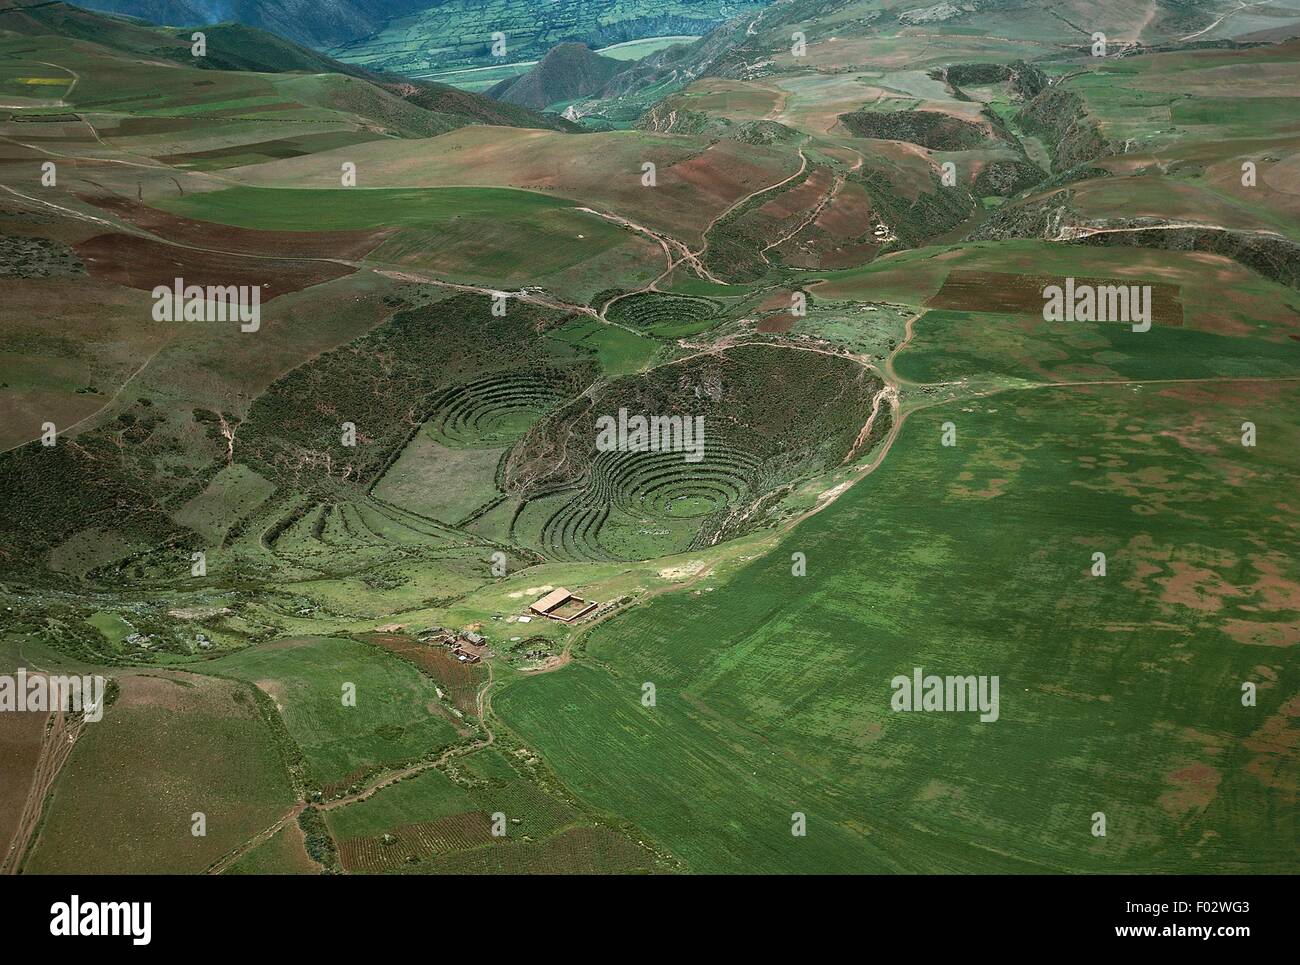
(1, 0), (1297, 883)
(503, 344), (890, 560)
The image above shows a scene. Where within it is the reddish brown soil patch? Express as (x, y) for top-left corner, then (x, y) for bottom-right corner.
(1223, 619), (1300, 648)
(1244, 694), (1300, 799)
(104, 117), (196, 137)
(0, 705), (51, 865)
(79, 195), (391, 261)
(1157, 560), (1243, 614)
(74, 233), (354, 301)
(928, 269), (1184, 326)
(755, 167), (833, 221)
(1158, 763), (1222, 818)
(757, 314), (795, 333)
(1241, 552), (1300, 613)
(1155, 412), (1223, 455)
(814, 180), (875, 235)
(811, 239), (882, 270)
(356, 632), (484, 716)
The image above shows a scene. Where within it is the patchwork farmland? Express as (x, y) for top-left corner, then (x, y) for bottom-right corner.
(0, 0), (1296, 894)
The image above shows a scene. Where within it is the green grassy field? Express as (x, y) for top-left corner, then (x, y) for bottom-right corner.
(25, 672), (295, 874)
(325, 765), (476, 841)
(205, 636), (460, 791)
(3, 0), (1298, 879)
(157, 185), (654, 297)
(495, 380), (1300, 873)
(545, 317), (661, 377)
(159, 185), (590, 231)
(373, 436), (505, 525)
(895, 310), (1300, 385)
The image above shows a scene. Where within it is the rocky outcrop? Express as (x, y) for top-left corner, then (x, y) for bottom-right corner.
(966, 193), (1079, 241)
(1015, 85), (1114, 173)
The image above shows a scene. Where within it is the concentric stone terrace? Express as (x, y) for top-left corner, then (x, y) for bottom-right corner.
(427, 370), (581, 447)
(538, 438), (761, 560)
(606, 292), (722, 336)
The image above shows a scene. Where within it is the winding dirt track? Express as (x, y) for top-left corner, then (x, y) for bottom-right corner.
(1, 703), (84, 875)
(16, 65), (1300, 872)
(1178, 0), (1269, 41)
(598, 140), (812, 319)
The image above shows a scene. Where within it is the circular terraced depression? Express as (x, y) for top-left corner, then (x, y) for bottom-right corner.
(538, 438), (760, 560)
(427, 371), (576, 447)
(606, 291), (722, 336)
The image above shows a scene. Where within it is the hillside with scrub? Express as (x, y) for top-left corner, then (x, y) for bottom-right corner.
(0, 0), (1297, 876)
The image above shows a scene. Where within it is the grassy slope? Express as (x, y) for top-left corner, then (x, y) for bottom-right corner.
(205, 636), (459, 789)
(495, 376), (1300, 873)
(24, 671), (295, 873)
(156, 185), (658, 297)
(2, 4), (573, 132)
(222, 125), (804, 245)
(158, 184), (583, 229)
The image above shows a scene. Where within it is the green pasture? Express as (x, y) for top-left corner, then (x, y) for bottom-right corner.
(895, 310), (1300, 385)
(25, 673), (294, 874)
(158, 186), (643, 292)
(159, 185), (586, 231)
(496, 381), (1300, 873)
(206, 635), (459, 788)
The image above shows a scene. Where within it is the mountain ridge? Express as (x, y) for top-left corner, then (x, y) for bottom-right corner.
(488, 43), (624, 110)
(1, 1), (579, 132)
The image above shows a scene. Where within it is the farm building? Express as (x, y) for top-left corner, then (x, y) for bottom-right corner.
(528, 587), (598, 623)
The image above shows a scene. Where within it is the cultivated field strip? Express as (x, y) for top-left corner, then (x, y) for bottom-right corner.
(339, 811), (494, 873)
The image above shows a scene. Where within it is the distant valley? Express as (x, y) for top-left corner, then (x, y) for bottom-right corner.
(76, 0), (767, 72)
